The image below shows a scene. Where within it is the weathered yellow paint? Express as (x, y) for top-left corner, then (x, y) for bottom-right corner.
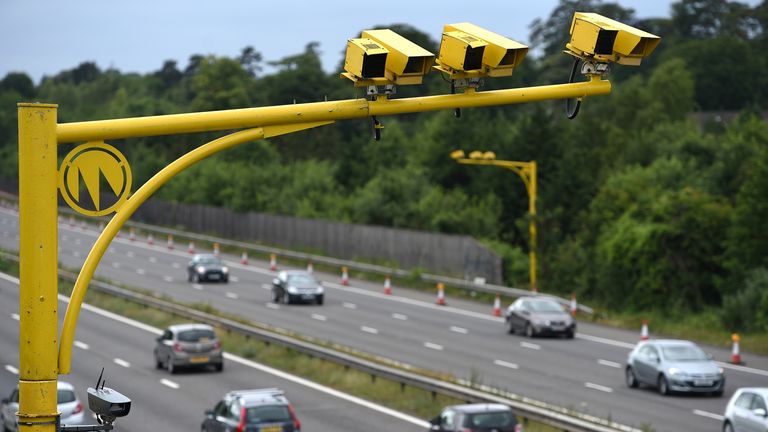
(17, 103), (59, 432)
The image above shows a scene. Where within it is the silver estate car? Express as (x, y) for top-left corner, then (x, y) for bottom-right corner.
(154, 323), (224, 374)
(1, 381), (85, 432)
(723, 388), (768, 432)
(625, 339), (724, 396)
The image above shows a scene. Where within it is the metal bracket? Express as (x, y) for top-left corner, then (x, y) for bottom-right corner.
(580, 61), (610, 76)
(366, 84), (396, 97)
(61, 424), (114, 432)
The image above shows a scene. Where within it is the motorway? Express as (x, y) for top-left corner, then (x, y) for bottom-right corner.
(0, 272), (426, 432)
(2, 207), (768, 431)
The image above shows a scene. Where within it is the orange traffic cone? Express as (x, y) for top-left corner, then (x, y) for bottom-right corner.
(436, 283), (446, 306)
(80, 220), (86, 230)
(129, 227), (136, 241)
(69, 215), (75, 228)
(570, 293), (578, 317)
(213, 242), (220, 257)
(188, 241), (195, 254)
(240, 251), (248, 265)
(341, 266), (349, 286)
(147, 234), (154, 246)
(731, 333), (742, 364)
(269, 253), (277, 271)
(641, 320), (649, 341)
(492, 294), (502, 317)
(307, 261), (313, 274)
(384, 276), (392, 295)
(167, 234), (174, 250)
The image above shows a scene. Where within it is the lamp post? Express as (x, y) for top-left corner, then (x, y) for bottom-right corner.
(451, 150), (538, 292)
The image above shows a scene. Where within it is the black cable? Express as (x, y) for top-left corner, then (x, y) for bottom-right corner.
(565, 57), (582, 120)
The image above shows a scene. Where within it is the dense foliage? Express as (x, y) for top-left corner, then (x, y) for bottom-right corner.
(2, 0), (768, 331)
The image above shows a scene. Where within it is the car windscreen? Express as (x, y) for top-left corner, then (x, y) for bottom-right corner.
(245, 405), (291, 423)
(177, 329), (216, 342)
(199, 257), (221, 265)
(287, 274), (317, 285)
(661, 345), (708, 361)
(58, 390), (76, 404)
(465, 411), (515, 428)
(528, 300), (563, 313)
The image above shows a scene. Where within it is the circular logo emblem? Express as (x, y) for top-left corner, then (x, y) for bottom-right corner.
(58, 141), (132, 216)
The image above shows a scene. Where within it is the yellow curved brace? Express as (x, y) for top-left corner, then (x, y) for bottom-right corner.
(58, 121), (332, 373)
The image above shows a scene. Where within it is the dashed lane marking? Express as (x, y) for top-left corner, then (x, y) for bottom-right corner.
(191, 284), (203, 290)
(494, 360), (519, 370)
(311, 314), (327, 322)
(520, 341), (541, 350)
(11, 313), (19, 321)
(74, 341), (90, 350)
(226, 292), (239, 299)
(113, 358), (131, 368)
(450, 326), (468, 334)
(343, 302), (357, 309)
(361, 326), (379, 335)
(693, 409), (724, 421)
(160, 379), (179, 389)
(584, 382), (613, 393)
(112, 262), (121, 269)
(4, 365), (18, 375)
(424, 342), (444, 351)
(261, 284), (271, 290)
(230, 276), (240, 283)
(598, 359), (622, 368)
(171, 262), (180, 269)
(163, 276), (173, 283)
(266, 303), (280, 310)
(391, 313), (407, 320)
(149, 256), (157, 263)
(73, 251), (80, 258)
(136, 268), (146, 275)
(126, 251), (134, 258)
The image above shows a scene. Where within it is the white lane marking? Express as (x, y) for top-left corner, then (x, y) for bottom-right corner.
(159, 379), (179, 389)
(598, 359), (622, 368)
(450, 326), (468, 334)
(584, 382), (613, 393)
(311, 314), (327, 322)
(126, 251), (134, 258)
(111, 262), (121, 269)
(520, 341), (541, 350)
(261, 284), (271, 290)
(171, 262), (180, 269)
(0, 266), (429, 428)
(73, 251), (80, 258)
(343, 302), (357, 309)
(266, 303), (280, 310)
(192, 284), (203, 291)
(693, 409), (724, 421)
(136, 268), (146, 275)
(424, 342), (444, 351)
(113, 358), (131, 368)
(392, 313), (408, 320)
(361, 326), (379, 335)
(225, 292), (239, 299)
(63, 235), (70, 241)
(163, 276), (173, 283)
(494, 359), (519, 370)
(576, 333), (635, 349)
(11, 313), (19, 321)
(74, 238), (81, 245)
(4, 365), (19, 375)
(74, 341), (90, 350)
(149, 256), (157, 263)
(230, 276), (240, 283)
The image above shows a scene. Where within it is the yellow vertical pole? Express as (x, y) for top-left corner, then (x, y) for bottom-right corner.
(17, 103), (59, 432)
(528, 161), (537, 292)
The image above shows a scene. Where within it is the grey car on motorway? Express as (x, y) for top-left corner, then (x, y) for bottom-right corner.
(429, 403), (521, 432)
(504, 296), (575, 338)
(1, 381), (85, 432)
(723, 388), (768, 432)
(272, 270), (324, 305)
(154, 323), (223, 374)
(625, 339), (724, 396)
(187, 253), (229, 283)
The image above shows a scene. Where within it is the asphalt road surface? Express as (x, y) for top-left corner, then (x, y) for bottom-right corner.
(0, 272), (427, 432)
(2, 207), (768, 431)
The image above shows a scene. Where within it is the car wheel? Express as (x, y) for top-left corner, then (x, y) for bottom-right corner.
(722, 420), (734, 432)
(222, 276), (229, 284)
(524, 322), (535, 338)
(658, 375), (670, 395)
(316, 295), (324, 305)
(154, 353), (162, 369)
(565, 329), (575, 339)
(272, 289), (280, 303)
(167, 357), (176, 374)
(507, 319), (515, 334)
(215, 363), (223, 372)
(187, 272), (193, 282)
(712, 390), (724, 397)
(193, 273), (200, 284)
(283, 292), (291, 305)
(625, 367), (638, 388)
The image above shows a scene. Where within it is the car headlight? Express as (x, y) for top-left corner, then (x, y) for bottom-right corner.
(287, 286), (298, 294)
(668, 367), (684, 376)
(718, 367), (724, 375)
(317, 286), (324, 293)
(222, 266), (229, 274)
(196, 266), (205, 273)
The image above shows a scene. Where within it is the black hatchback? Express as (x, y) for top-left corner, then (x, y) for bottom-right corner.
(202, 388), (300, 432)
(429, 404), (520, 432)
(187, 253), (229, 283)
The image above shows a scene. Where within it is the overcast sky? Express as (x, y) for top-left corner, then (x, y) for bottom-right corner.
(0, 1), (732, 83)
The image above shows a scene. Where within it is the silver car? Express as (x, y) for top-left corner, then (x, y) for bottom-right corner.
(1, 381), (85, 431)
(154, 323), (224, 374)
(625, 339), (724, 396)
(723, 388), (768, 432)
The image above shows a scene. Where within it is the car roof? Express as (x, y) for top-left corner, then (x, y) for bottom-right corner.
(168, 323), (215, 333)
(284, 270), (313, 276)
(737, 388), (768, 397)
(226, 388), (289, 406)
(447, 403), (511, 414)
(646, 339), (698, 347)
(194, 254), (218, 259)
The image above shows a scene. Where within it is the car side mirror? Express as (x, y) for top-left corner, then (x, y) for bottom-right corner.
(1, 398), (8, 404)
(273, 278), (280, 285)
(204, 409), (213, 417)
(754, 408), (767, 417)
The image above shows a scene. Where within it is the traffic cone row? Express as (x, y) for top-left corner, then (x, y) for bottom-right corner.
(129, 227), (136, 241)
(269, 253), (277, 271)
(640, 319), (649, 341)
(492, 294), (501, 317)
(436, 283), (446, 306)
(213, 243), (220, 257)
(147, 234), (154, 246)
(730, 333), (742, 365)
(166, 234), (174, 250)
(383, 276), (392, 295)
(188, 241), (195, 254)
(69, 215), (75, 228)
(240, 251), (248, 265)
(341, 266), (349, 285)
(306, 261), (313, 274)
(570, 293), (578, 317)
